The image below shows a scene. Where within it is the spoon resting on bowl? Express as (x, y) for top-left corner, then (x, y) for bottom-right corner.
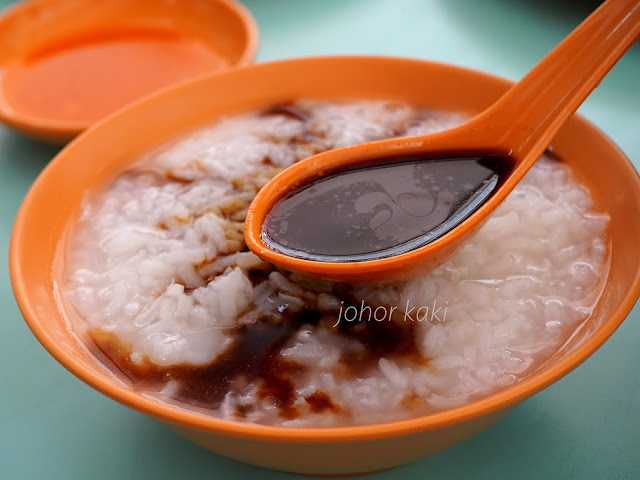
(245, 0), (640, 284)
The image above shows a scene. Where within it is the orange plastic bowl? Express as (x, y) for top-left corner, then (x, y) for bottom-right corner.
(10, 56), (640, 475)
(0, 0), (258, 144)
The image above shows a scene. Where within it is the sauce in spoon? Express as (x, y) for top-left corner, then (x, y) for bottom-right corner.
(263, 155), (513, 261)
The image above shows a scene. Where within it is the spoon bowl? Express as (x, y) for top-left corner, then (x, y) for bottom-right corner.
(245, 0), (640, 283)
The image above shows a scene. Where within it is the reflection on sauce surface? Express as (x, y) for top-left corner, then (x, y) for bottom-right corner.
(263, 155), (513, 262)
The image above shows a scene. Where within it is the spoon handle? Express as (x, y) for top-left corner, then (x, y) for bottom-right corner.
(474, 0), (640, 163)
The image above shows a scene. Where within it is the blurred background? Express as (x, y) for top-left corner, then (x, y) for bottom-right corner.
(0, 1), (637, 479)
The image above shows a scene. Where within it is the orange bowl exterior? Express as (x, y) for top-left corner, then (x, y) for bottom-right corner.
(0, 0), (258, 144)
(9, 56), (640, 475)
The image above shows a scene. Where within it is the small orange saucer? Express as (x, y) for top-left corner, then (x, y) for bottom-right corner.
(0, 0), (258, 144)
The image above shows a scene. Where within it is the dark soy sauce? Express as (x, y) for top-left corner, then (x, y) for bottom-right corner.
(262, 155), (513, 261)
(91, 296), (425, 419)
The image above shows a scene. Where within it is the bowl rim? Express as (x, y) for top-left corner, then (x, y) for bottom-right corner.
(0, 0), (260, 142)
(10, 54), (640, 443)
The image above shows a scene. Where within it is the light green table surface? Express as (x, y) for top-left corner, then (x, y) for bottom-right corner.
(1, 1), (638, 478)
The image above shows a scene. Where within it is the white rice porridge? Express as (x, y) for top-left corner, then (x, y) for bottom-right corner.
(63, 100), (610, 426)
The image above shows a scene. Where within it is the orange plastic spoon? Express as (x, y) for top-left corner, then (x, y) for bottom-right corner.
(245, 0), (640, 284)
